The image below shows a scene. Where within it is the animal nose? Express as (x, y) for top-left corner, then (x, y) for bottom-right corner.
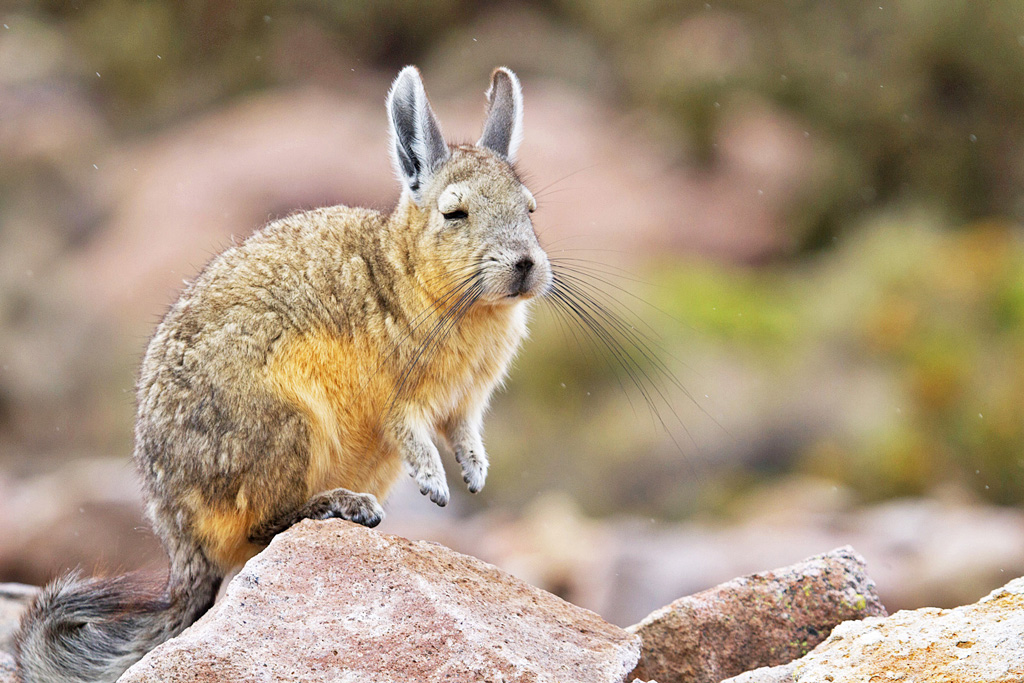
(514, 257), (534, 274)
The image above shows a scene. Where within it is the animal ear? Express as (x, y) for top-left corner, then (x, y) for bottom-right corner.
(387, 66), (450, 205)
(477, 67), (524, 162)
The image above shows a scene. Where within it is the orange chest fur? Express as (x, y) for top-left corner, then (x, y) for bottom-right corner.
(263, 312), (522, 498)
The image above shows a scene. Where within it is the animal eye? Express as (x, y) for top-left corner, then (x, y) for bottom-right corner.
(443, 209), (468, 221)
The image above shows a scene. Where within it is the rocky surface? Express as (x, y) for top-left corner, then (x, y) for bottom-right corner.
(725, 577), (1024, 683)
(6, 469), (1024, 629)
(0, 650), (17, 683)
(1, 584), (36, 682)
(8, 524), (1023, 682)
(0, 582), (37, 654)
(119, 519), (641, 682)
(627, 546), (885, 683)
(447, 482), (1024, 625)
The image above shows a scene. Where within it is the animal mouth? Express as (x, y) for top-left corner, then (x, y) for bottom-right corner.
(509, 277), (537, 298)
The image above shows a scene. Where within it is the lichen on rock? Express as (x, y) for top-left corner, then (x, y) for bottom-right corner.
(627, 546), (886, 683)
(724, 576), (1024, 683)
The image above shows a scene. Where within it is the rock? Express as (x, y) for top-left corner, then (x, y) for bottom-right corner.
(0, 650), (18, 683)
(6, 459), (1022, 633)
(724, 576), (1024, 683)
(722, 662), (796, 683)
(627, 546), (885, 683)
(595, 482), (1024, 625)
(120, 519), (641, 682)
(0, 582), (38, 654)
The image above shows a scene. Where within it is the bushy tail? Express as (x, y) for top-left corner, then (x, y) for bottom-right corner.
(14, 555), (222, 683)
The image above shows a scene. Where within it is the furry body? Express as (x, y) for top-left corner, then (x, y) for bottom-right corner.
(16, 67), (548, 682)
(140, 199), (527, 569)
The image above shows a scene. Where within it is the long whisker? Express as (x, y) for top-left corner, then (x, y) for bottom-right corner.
(550, 276), (666, 430)
(547, 255), (710, 381)
(550, 267), (697, 389)
(531, 164), (601, 199)
(555, 286), (691, 454)
(548, 255), (653, 287)
(553, 276), (701, 445)
(385, 276), (483, 414)
(377, 258), (485, 354)
(544, 261), (732, 452)
(352, 262), (484, 402)
(547, 260), (663, 337)
(546, 285), (641, 419)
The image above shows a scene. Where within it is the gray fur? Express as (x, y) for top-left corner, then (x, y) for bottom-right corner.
(478, 67), (524, 162)
(393, 420), (449, 506)
(443, 412), (488, 493)
(16, 557), (219, 683)
(249, 488), (384, 545)
(388, 66), (450, 204)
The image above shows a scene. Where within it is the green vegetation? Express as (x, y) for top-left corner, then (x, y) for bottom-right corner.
(806, 219), (1024, 505)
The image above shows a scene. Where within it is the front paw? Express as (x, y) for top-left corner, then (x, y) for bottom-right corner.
(455, 446), (488, 494)
(411, 466), (450, 507)
(337, 491), (385, 528)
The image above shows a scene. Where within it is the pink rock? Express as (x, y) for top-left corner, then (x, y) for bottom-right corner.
(120, 519), (641, 682)
(0, 651), (17, 683)
(628, 546), (885, 683)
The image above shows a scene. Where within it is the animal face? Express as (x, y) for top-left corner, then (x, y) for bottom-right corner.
(386, 66), (551, 305)
(427, 149), (550, 304)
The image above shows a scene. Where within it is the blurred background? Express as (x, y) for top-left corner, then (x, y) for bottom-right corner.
(2, 0), (1024, 627)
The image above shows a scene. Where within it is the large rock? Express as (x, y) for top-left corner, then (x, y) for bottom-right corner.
(120, 519), (641, 682)
(627, 546), (885, 683)
(724, 576), (1024, 683)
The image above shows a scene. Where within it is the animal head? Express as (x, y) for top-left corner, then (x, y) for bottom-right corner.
(386, 66), (551, 305)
